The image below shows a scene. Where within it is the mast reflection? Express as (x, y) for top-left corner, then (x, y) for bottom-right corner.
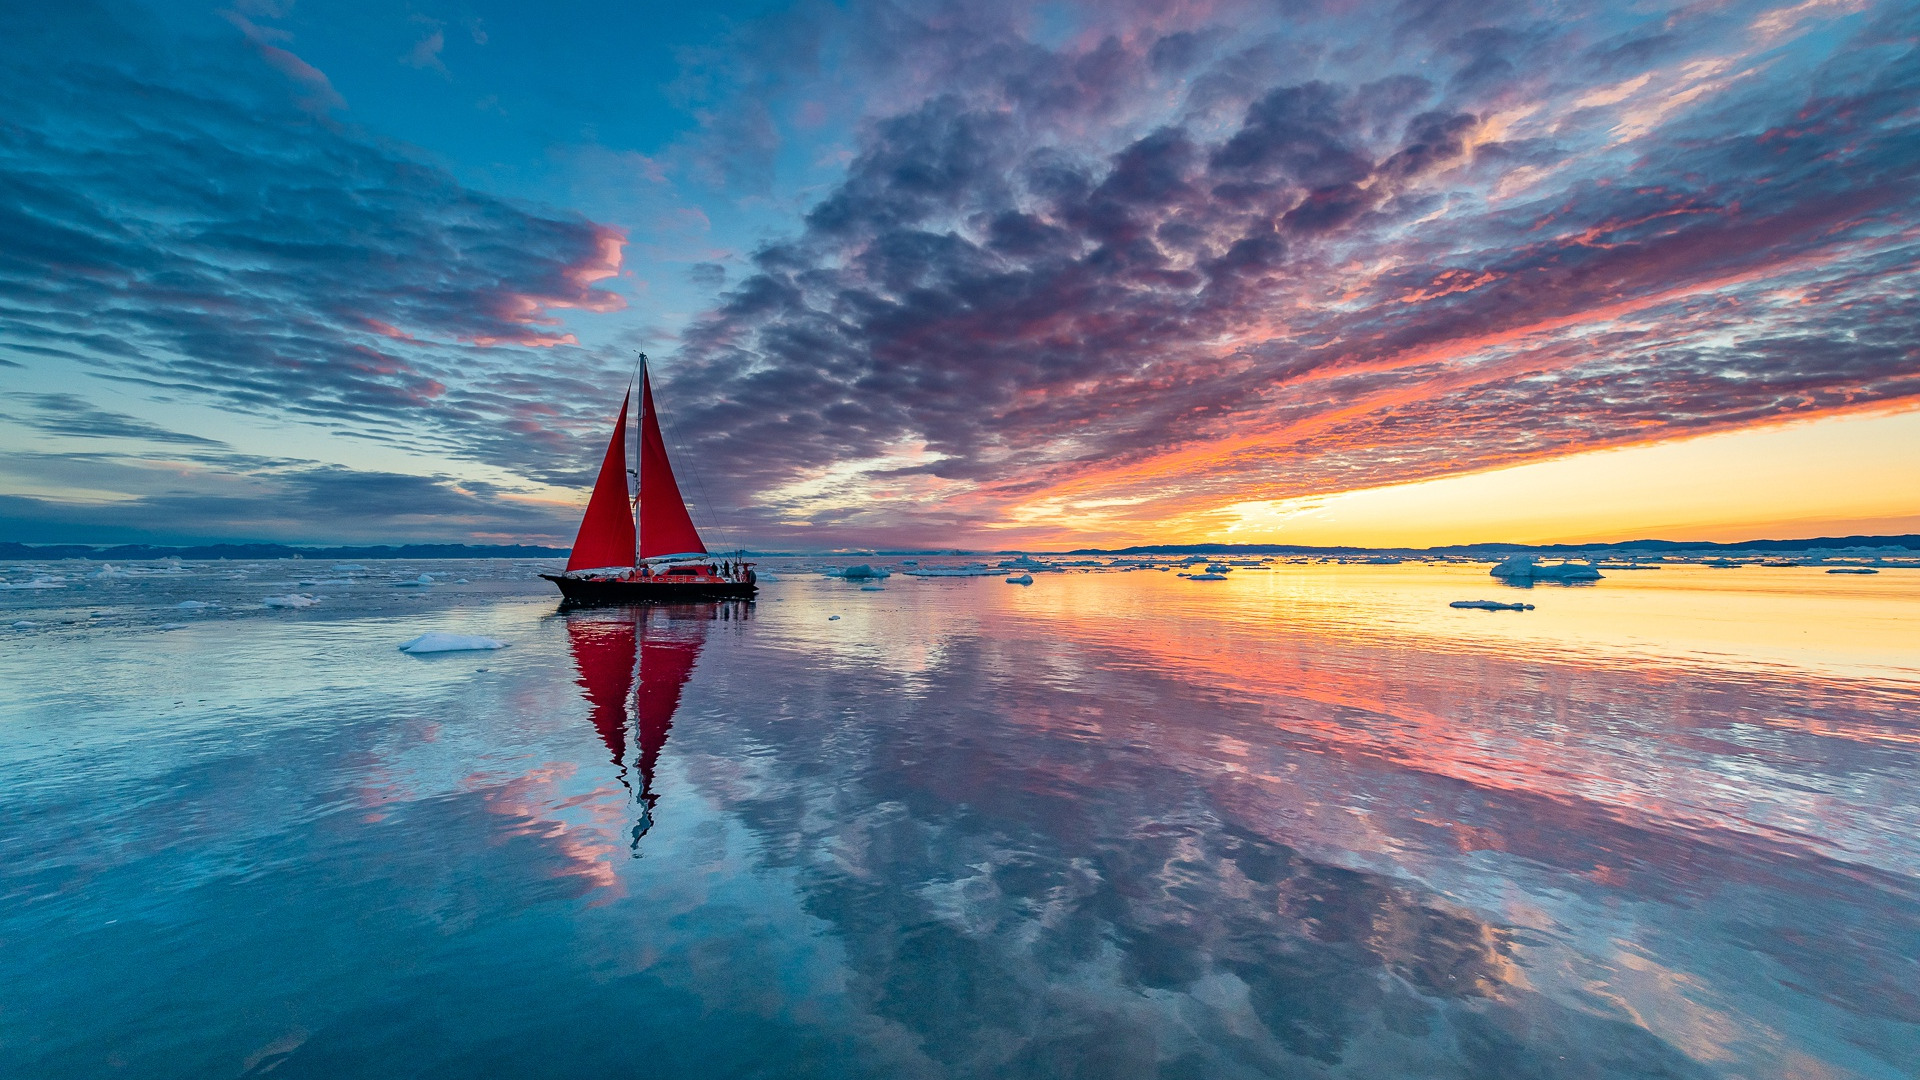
(564, 602), (740, 851)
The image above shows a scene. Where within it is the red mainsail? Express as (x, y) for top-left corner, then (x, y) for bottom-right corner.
(637, 365), (707, 559)
(564, 392), (638, 572)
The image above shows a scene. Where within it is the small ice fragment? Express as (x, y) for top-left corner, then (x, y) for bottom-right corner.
(1005, 574), (1034, 585)
(393, 574), (436, 587)
(263, 594), (319, 608)
(399, 632), (508, 654)
(1188, 573), (1228, 581)
(1450, 600), (1535, 611)
(175, 600), (212, 609)
(158, 622), (189, 630)
(454, 579), (470, 584)
(827, 615), (841, 621)
(1827, 567), (1879, 574)
(12, 620), (38, 629)
(860, 585), (885, 591)
(835, 564), (889, 579)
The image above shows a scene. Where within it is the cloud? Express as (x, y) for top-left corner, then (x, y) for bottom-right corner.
(647, 0), (1920, 546)
(0, 0), (639, 506)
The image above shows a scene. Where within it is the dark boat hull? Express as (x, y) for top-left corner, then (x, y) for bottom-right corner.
(542, 573), (756, 605)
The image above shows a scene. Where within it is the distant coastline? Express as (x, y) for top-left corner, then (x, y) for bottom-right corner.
(3, 534), (1916, 561)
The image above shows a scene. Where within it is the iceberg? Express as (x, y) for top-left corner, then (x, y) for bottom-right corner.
(0, 577), (67, 590)
(12, 620), (39, 629)
(1489, 555), (1602, 583)
(1188, 573), (1228, 581)
(394, 574), (436, 587)
(829, 564), (890, 579)
(1005, 574), (1034, 585)
(263, 594), (319, 608)
(1450, 600), (1535, 611)
(999, 555), (1046, 570)
(399, 632), (508, 654)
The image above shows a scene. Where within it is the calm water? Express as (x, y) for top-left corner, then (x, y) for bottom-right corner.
(2, 559), (1917, 1079)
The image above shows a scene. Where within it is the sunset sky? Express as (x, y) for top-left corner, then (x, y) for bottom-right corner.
(3, 0), (1916, 550)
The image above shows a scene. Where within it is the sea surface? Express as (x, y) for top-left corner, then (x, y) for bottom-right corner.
(2, 557), (1916, 1079)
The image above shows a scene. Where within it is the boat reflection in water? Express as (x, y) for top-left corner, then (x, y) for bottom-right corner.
(565, 601), (743, 850)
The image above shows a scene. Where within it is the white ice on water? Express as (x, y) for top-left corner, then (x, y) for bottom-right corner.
(398, 632), (507, 654)
(263, 594), (320, 608)
(1450, 600), (1535, 611)
(1005, 574), (1034, 585)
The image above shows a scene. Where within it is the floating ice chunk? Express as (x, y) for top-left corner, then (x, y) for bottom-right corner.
(174, 600), (215, 609)
(158, 622), (189, 630)
(0, 577), (66, 590)
(831, 564), (889, 579)
(828, 615), (842, 621)
(12, 620), (38, 629)
(904, 566), (999, 577)
(1188, 573), (1228, 581)
(263, 594), (319, 608)
(454, 579), (470, 584)
(1450, 600), (1535, 611)
(860, 585), (885, 591)
(999, 555), (1046, 570)
(1827, 567), (1879, 574)
(90, 563), (122, 578)
(393, 574), (436, 587)
(1489, 555), (1602, 582)
(399, 632), (508, 654)
(1005, 574), (1033, 585)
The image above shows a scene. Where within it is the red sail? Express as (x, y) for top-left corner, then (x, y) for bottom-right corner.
(565, 392), (638, 572)
(637, 366), (707, 559)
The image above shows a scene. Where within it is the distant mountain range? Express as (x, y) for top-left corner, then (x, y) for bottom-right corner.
(3, 534), (1916, 560)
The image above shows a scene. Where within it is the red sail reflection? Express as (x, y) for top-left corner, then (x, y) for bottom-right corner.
(564, 603), (735, 850)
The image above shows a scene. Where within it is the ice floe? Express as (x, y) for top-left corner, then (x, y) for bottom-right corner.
(1450, 600), (1535, 611)
(1489, 555), (1602, 583)
(399, 632), (507, 654)
(828, 564), (889, 579)
(393, 574), (436, 587)
(174, 600), (215, 609)
(860, 585), (885, 591)
(158, 622), (189, 630)
(1827, 567), (1880, 574)
(1188, 573), (1228, 581)
(1005, 574), (1034, 585)
(263, 594), (320, 608)
(904, 565), (999, 577)
(0, 577), (67, 590)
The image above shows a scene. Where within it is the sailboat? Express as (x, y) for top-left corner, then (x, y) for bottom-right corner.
(542, 355), (756, 604)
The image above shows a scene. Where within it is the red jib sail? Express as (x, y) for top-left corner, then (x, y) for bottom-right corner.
(564, 392), (638, 572)
(637, 365), (707, 559)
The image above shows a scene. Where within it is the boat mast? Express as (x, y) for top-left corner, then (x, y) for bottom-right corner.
(631, 352), (645, 569)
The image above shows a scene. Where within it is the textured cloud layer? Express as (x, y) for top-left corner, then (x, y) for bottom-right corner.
(659, 0), (1920, 545)
(3, 0), (1916, 547)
